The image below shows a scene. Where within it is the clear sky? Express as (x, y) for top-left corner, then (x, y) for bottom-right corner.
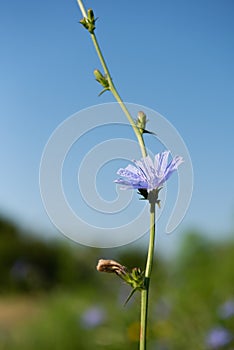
(1, 1), (234, 252)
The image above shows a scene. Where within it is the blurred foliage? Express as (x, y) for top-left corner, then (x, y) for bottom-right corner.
(0, 216), (101, 293)
(0, 216), (233, 349)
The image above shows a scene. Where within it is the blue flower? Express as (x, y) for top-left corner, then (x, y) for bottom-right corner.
(218, 299), (234, 319)
(114, 151), (183, 193)
(80, 306), (106, 329)
(205, 326), (233, 349)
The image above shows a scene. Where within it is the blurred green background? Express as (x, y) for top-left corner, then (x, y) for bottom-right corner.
(0, 215), (233, 350)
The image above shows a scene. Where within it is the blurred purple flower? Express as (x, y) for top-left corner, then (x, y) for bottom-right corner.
(218, 300), (234, 319)
(10, 260), (30, 280)
(80, 306), (106, 329)
(206, 326), (233, 349)
(114, 151), (183, 192)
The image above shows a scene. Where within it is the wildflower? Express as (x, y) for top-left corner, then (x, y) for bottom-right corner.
(81, 306), (106, 329)
(205, 326), (233, 349)
(114, 151), (183, 199)
(218, 299), (234, 319)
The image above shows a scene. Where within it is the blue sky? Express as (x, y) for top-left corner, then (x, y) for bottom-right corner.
(1, 0), (234, 252)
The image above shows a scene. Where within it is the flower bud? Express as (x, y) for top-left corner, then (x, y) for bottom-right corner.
(136, 111), (147, 134)
(96, 259), (127, 277)
(93, 69), (110, 95)
(96, 259), (145, 305)
(93, 69), (102, 81)
(80, 8), (96, 34)
(136, 111), (155, 135)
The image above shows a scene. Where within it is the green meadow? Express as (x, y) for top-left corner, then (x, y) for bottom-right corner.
(0, 217), (233, 349)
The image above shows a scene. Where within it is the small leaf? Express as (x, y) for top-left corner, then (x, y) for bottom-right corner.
(124, 288), (138, 306)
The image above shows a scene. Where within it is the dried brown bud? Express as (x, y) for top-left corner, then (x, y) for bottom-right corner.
(96, 259), (127, 277)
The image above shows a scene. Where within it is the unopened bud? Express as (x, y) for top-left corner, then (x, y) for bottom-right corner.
(93, 69), (104, 82)
(94, 70), (109, 87)
(93, 69), (110, 95)
(136, 111), (147, 134)
(80, 8), (96, 34)
(136, 111), (155, 135)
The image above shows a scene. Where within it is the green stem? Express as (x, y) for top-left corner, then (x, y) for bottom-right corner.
(76, 0), (87, 18)
(76, 0), (147, 158)
(140, 202), (156, 350)
(76, 3), (155, 349)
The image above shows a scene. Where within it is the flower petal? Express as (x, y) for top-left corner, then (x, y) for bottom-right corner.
(154, 151), (170, 177)
(164, 155), (184, 181)
(117, 166), (144, 181)
(114, 178), (148, 189)
(114, 151), (183, 193)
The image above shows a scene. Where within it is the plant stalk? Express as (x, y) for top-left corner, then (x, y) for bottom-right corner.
(76, 3), (156, 350)
(76, 0), (147, 158)
(140, 202), (156, 349)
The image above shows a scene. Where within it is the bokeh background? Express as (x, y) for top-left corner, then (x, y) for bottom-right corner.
(1, 0), (234, 349)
